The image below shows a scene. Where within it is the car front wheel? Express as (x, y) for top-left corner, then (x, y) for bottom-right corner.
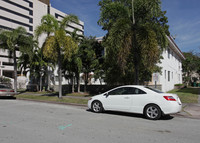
(92, 101), (103, 113)
(144, 104), (161, 120)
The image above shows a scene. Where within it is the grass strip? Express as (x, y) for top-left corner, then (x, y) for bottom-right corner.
(16, 94), (88, 105)
(168, 88), (199, 103)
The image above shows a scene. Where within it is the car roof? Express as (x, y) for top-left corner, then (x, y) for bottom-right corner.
(116, 85), (145, 88)
(109, 85), (160, 94)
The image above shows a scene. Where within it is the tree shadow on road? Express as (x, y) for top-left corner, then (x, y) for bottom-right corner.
(0, 96), (16, 100)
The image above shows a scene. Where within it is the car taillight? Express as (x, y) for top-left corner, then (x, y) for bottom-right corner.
(163, 96), (176, 101)
(10, 90), (14, 92)
(0, 90), (7, 92)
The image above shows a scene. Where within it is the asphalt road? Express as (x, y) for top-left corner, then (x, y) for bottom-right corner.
(0, 100), (200, 143)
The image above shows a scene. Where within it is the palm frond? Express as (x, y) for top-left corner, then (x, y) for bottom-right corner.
(60, 14), (79, 29)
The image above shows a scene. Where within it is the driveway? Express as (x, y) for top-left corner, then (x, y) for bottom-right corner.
(1, 100), (200, 143)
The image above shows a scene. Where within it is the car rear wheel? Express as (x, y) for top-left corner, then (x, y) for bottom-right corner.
(144, 104), (161, 120)
(92, 101), (103, 113)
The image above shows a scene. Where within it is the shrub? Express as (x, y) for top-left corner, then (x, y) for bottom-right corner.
(0, 76), (11, 83)
(174, 84), (184, 86)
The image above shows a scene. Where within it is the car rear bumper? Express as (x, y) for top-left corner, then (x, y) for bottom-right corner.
(161, 102), (182, 115)
(0, 93), (15, 96)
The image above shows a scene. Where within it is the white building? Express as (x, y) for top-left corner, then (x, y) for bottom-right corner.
(148, 36), (185, 92)
(0, 0), (84, 86)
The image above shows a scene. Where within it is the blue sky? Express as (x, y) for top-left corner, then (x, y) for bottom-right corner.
(51, 0), (200, 53)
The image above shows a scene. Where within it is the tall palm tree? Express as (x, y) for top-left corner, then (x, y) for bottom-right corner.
(35, 14), (59, 91)
(0, 27), (33, 93)
(98, 0), (169, 84)
(18, 45), (50, 92)
(69, 30), (82, 93)
(35, 14), (79, 98)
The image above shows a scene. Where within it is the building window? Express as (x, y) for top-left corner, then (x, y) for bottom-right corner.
(178, 59), (180, 70)
(29, 10), (33, 16)
(164, 70), (166, 79)
(2, 0), (33, 16)
(29, 26), (33, 31)
(29, 18), (33, 23)
(0, 15), (33, 32)
(0, 6), (32, 23)
(172, 72), (173, 79)
(168, 71), (170, 81)
(168, 48), (170, 59)
(3, 62), (14, 66)
(29, 2), (33, 8)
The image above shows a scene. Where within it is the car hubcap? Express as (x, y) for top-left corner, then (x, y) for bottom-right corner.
(146, 106), (158, 119)
(93, 102), (101, 112)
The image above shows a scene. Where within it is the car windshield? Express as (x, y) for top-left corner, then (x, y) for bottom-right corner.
(0, 85), (10, 89)
(145, 87), (164, 93)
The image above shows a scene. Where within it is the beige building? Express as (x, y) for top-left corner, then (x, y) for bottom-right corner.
(0, 0), (84, 86)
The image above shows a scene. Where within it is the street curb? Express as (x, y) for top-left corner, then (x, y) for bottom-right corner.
(17, 98), (88, 108)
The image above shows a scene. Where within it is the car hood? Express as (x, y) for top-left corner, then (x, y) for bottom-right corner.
(91, 94), (104, 99)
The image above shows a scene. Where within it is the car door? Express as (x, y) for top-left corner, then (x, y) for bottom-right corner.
(102, 87), (132, 112)
(129, 88), (147, 113)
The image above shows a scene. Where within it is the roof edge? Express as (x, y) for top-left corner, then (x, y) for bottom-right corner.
(167, 36), (185, 60)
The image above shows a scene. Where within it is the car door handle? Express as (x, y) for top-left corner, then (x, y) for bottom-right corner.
(124, 97), (130, 99)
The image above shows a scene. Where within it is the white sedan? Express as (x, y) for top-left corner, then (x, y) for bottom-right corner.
(88, 85), (182, 120)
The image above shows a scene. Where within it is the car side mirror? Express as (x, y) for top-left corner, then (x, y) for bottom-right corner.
(103, 93), (109, 97)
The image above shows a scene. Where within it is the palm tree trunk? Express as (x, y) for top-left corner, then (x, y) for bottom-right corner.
(132, 28), (140, 85)
(39, 73), (42, 92)
(76, 74), (80, 93)
(132, 0), (135, 24)
(71, 76), (74, 93)
(46, 66), (50, 91)
(134, 62), (139, 85)
(47, 33), (50, 91)
(13, 50), (17, 93)
(58, 50), (62, 98)
(84, 73), (88, 93)
(132, 0), (139, 85)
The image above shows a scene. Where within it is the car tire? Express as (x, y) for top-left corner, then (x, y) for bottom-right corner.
(92, 101), (103, 113)
(144, 104), (161, 120)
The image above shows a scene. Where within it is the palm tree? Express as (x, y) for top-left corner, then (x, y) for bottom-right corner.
(98, 0), (169, 84)
(35, 14), (59, 91)
(0, 27), (33, 93)
(35, 14), (79, 98)
(18, 46), (50, 92)
(69, 30), (82, 93)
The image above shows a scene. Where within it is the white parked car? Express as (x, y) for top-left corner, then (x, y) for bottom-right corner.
(88, 85), (182, 120)
(0, 84), (15, 96)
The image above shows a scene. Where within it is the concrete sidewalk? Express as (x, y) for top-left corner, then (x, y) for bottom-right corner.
(176, 94), (200, 119)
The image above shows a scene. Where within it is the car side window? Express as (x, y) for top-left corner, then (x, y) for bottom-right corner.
(122, 87), (146, 95)
(108, 88), (125, 95)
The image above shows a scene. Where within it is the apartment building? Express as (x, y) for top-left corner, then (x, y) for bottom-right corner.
(151, 36), (185, 92)
(0, 0), (84, 80)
